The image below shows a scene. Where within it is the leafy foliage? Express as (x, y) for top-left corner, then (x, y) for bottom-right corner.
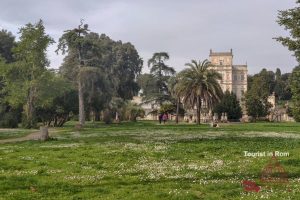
(247, 68), (292, 101)
(289, 66), (300, 122)
(58, 31), (143, 124)
(213, 91), (242, 121)
(34, 74), (76, 127)
(1, 20), (54, 128)
(0, 29), (15, 63)
(275, 1), (300, 62)
(275, 2), (300, 122)
(0, 30), (20, 127)
(245, 76), (272, 120)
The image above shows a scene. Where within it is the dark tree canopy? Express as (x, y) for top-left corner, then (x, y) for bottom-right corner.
(247, 68), (292, 101)
(59, 31), (143, 123)
(60, 32), (142, 99)
(245, 76), (272, 120)
(213, 91), (242, 121)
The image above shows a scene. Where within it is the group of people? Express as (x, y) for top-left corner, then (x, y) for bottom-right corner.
(159, 113), (168, 124)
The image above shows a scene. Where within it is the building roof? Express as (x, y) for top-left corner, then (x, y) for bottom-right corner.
(233, 65), (247, 71)
(209, 49), (233, 57)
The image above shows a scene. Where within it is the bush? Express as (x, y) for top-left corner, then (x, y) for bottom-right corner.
(103, 109), (113, 124)
(122, 103), (145, 122)
(213, 91), (242, 121)
(0, 112), (18, 128)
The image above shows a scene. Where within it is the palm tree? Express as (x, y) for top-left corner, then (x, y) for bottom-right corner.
(176, 59), (223, 124)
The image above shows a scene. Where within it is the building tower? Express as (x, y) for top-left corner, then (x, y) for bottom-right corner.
(208, 49), (247, 102)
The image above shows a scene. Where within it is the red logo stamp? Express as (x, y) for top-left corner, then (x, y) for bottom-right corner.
(260, 152), (289, 184)
(242, 180), (261, 192)
(242, 152), (290, 192)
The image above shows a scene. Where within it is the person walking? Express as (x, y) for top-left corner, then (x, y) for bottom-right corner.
(162, 113), (168, 124)
(159, 113), (163, 124)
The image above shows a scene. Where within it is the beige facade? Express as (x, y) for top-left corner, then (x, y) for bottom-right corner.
(208, 49), (248, 101)
(132, 96), (159, 120)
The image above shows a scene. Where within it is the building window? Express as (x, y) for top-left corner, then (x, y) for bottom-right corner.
(234, 75), (237, 81)
(241, 74), (244, 80)
(219, 59), (223, 65)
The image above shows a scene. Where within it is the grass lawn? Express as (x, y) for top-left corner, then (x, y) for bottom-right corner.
(0, 121), (300, 199)
(0, 129), (35, 140)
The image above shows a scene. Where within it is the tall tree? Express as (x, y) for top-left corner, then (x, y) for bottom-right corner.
(57, 21), (90, 126)
(176, 59), (223, 124)
(245, 76), (271, 121)
(111, 41), (143, 100)
(259, 69), (276, 94)
(146, 52), (175, 105)
(280, 73), (292, 100)
(59, 32), (142, 123)
(2, 20), (54, 128)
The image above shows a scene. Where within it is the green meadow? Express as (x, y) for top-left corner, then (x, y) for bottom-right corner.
(0, 121), (300, 200)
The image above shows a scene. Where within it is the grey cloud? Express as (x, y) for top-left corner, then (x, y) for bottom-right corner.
(0, 0), (298, 74)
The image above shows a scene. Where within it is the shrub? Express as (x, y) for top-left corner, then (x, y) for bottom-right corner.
(103, 109), (113, 124)
(0, 112), (18, 128)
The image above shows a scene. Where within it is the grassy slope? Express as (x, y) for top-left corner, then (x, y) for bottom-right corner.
(0, 121), (300, 199)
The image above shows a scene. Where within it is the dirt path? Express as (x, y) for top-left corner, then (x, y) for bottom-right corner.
(0, 129), (56, 144)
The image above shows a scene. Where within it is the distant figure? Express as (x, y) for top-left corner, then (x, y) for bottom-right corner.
(162, 113), (168, 124)
(159, 113), (163, 124)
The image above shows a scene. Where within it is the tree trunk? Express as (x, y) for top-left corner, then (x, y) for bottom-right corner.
(78, 38), (85, 126)
(40, 126), (49, 141)
(176, 98), (180, 124)
(196, 96), (201, 125)
(54, 116), (58, 127)
(58, 115), (68, 127)
(25, 86), (36, 128)
(47, 119), (51, 127)
(95, 112), (100, 121)
(115, 112), (120, 123)
(78, 78), (85, 126)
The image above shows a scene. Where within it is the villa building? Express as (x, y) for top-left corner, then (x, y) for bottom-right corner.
(208, 49), (248, 101)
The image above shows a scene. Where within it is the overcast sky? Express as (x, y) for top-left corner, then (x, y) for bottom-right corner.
(0, 0), (298, 74)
